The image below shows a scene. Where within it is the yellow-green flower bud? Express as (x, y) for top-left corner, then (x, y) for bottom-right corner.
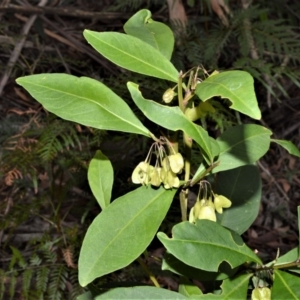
(162, 88), (175, 103)
(189, 207), (195, 223)
(214, 194), (232, 214)
(131, 162), (153, 185)
(150, 167), (162, 187)
(168, 153), (184, 174)
(198, 205), (217, 222)
(251, 287), (271, 300)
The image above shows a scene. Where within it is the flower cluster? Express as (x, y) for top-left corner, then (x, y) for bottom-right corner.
(189, 181), (232, 223)
(131, 141), (184, 189)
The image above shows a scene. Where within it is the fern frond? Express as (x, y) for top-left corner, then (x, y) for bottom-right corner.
(8, 271), (18, 300)
(0, 269), (6, 300)
(68, 269), (85, 300)
(36, 266), (50, 298)
(22, 268), (33, 300)
(37, 120), (81, 162)
(47, 265), (68, 300)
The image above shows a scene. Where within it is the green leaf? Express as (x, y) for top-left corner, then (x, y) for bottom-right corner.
(271, 139), (300, 157)
(76, 291), (93, 300)
(78, 186), (176, 286)
(272, 270), (300, 299)
(215, 165), (262, 234)
(127, 82), (218, 163)
(16, 74), (151, 137)
(195, 71), (261, 119)
(83, 30), (178, 82)
(94, 286), (187, 299)
(189, 273), (252, 299)
(179, 277), (203, 297)
(213, 124), (272, 173)
(124, 9), (174, 60)
(163, 252), (236, 281)
(88, 150), (113, 210)
(271, 247), (300, 275)
(157, 220), (261, 273)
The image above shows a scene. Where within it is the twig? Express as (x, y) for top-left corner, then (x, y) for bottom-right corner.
(14, 14), (117, 74)
(137, 257), (160, 288)
(0, 0), (12, 21)
(0, 4), (131, 21)
(257, 161), (290, 202)
(0, 0), (48, 96)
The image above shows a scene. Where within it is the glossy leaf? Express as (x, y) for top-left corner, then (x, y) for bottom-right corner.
(195, 71), (261, 119)
(16, 74), (151, 137)
(215, 165), (262, 234)
(189, 273), (252, 299)
(157, 220), (261, 273)
(213, 124), (272, 173)
(127, 82), (218, 163)
(178, 277), (203, 297)
(124, 9), (174, 60)
(162, 252), (237, 281)
(271, 139), (300, 157)
(83, 30), (178, 82)
(88, 150), (113, 210)
(94, 286), (186, 299)
(272, 270), (300, 299)
(78, 186), (176, 286)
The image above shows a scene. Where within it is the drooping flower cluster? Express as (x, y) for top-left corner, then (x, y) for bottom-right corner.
(131, 140), (184, 189)
(189, 181), (232, 223)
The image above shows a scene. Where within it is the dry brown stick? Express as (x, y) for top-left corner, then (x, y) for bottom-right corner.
(0, 4), (131, 20)
(0, 0), (48, 97)
(257, 161), (290, 202)
(39, 15), (118, 75)
(0, 0), (12, 21)
(14, 13), (116, 74)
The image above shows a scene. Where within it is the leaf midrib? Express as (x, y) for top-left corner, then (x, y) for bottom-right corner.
(87, 188), (172, 279)
(89, 32), (177, 82)
(21, 79), (149, 136)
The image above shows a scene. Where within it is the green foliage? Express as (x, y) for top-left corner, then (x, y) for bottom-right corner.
(1, 243), (85, 299)
(88, 150), (113, 210)
(78, 186), (176, 286)
(173, 2), (300, 103)
(124, 9), (175, 60)
(15, 9), (300, 300)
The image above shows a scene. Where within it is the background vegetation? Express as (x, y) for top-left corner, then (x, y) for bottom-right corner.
(0, 0), (299, 298)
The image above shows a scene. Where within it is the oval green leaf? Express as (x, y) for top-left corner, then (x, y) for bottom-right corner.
(157, 220), (261, 273)
(16, 74), (151, 137)
(127, 82), (218, 163)
(124, 9), (174, 60)
(272, 270), (300, 299)
(271, 139), (300, 157)
(83, 30), (178, 82)
(78, 186), (176, 287)
(94, 286), (187, 299)
(162, 252), (237, 282)
(213, 124), (272, 173)
(88, 150), (113, 210)
(195, 71), (261, 120)
(215, 165), (262, 234)
(179, 277), (203, 297)
(189, 274), (252, 299)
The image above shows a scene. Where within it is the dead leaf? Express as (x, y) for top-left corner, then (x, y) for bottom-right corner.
(210, 0), (231, 27)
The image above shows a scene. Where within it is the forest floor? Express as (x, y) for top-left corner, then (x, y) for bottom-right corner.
(0, 0), (300, 298)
